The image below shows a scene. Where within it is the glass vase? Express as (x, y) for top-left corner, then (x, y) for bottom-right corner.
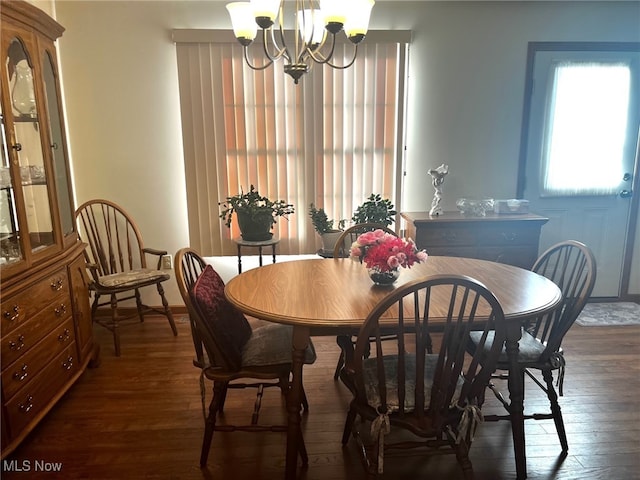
(367, 266), (400, 286)
(12, 60), (37, 116)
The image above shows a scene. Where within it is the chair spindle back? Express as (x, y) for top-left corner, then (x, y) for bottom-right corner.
(528, 240), (596, 360)
(352, 274), (506, 433)
(76, 199), (148, 279)
(175, 247), (208, 367)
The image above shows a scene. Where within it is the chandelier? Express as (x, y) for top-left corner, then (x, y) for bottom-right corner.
(226, 0), (375, 84)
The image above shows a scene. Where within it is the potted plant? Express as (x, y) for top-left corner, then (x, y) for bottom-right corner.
(351, 193), (397, 227)
(219, 185), (295, 241)
(309, 203), (345, 253)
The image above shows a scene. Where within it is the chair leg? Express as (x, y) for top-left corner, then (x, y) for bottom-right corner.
(156, 281), (178, 336)
(342, 403), (357, 445)
(543, 369), (568, 452)
(110, 294), (121, 357)
(333, 349), (345, 381)
(218, 382), (229, 413)
(134, 288), (145, 323)
(298, 424), (309, 466)
(335, 335), (356, 380)
(301, 385), (309, 412)
(278, 374), (309, 412)
(200, 381), (225, 467)
(454, 438), (474, 480)
(90, 292), (100, 323)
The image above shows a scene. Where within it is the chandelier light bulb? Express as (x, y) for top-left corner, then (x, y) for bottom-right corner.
(297, 9), (326, 46)
(250, 0), (280, 28)
(226, 2), (258, 45)
(344, 0), (375, 43)
(320, 0), (347, 32)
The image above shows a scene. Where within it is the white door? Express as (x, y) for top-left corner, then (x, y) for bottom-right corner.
(521, 46), (640, 298)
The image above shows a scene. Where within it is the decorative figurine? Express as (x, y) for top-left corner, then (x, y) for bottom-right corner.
(428, 164), (449, 216)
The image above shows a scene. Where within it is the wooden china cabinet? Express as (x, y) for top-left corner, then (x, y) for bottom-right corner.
(0, 0), (97, 458)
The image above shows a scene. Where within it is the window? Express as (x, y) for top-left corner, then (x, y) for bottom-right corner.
(541, 61), (632, 196)
(174, 31), (409, 255)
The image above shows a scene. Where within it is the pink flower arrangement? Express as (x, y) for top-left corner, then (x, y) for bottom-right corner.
(349, 230), (428, 272)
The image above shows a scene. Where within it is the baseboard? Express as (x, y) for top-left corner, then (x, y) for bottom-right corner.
(622, 294), (640, 304)
(591, 295), (640, 304)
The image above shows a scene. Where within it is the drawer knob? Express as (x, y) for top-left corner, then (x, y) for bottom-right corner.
(502, 232), (518, 241)
(54, 304), (67, 317)
(50, 278), (64, 291)
(13, 364), (28, 382)
(3, 305), (20, 322)
(19, 395), (33, 413)
(58, 329), (71, 342)
(62, 356), (74, 370)
(9, 335), (25, 351)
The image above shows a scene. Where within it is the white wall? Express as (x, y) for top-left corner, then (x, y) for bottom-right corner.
(50, 1), (640, 305)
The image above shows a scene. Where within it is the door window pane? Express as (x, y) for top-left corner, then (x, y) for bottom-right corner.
(541, 61), (631, 196)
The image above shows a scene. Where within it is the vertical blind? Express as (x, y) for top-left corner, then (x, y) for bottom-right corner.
(175, 31), (408, 255)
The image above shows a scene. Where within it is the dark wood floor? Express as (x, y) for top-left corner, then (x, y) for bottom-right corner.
(3, 315), (640, 479)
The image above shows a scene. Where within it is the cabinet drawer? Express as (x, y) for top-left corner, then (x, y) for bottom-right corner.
(424, 246), (478, 258)
(4, 344), (78, 438)
(1, 318), (76, 400)
(476, 225), (540, 247)
(417, 227), (475, 248)
(492, 247), (538, 270)
(1, 268), (69, 336)
(425, 246), (538, 269)
(1, 294), (72, 367)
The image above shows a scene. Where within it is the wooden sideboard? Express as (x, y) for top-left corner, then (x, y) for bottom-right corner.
(401, 211), (549, 269)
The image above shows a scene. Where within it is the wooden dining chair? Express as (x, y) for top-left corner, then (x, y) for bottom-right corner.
(75, 199), (177, 356)
(340, 274), (507, 478)
(467, 240), (596, 453)
(174, 247), (316, 467)
(332, 223), (399, 380)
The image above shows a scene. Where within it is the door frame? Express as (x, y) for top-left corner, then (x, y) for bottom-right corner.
(516, 41), (640, 302)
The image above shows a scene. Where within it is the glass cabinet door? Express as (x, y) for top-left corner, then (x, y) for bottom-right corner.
(0, 94), (22, 265)
(5, 38), (55, 257)
(42, 50), (74, 237)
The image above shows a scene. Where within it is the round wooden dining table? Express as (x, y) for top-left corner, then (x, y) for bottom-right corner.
(225, 256), (562, 480)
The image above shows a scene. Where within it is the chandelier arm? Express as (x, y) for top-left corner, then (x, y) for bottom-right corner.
(305, 33), (337, 65)
(263, 28), (288, 63)
(324, 44), (359, 70)
(243, 46), (275, 71)
(275, 3), (295, 64)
